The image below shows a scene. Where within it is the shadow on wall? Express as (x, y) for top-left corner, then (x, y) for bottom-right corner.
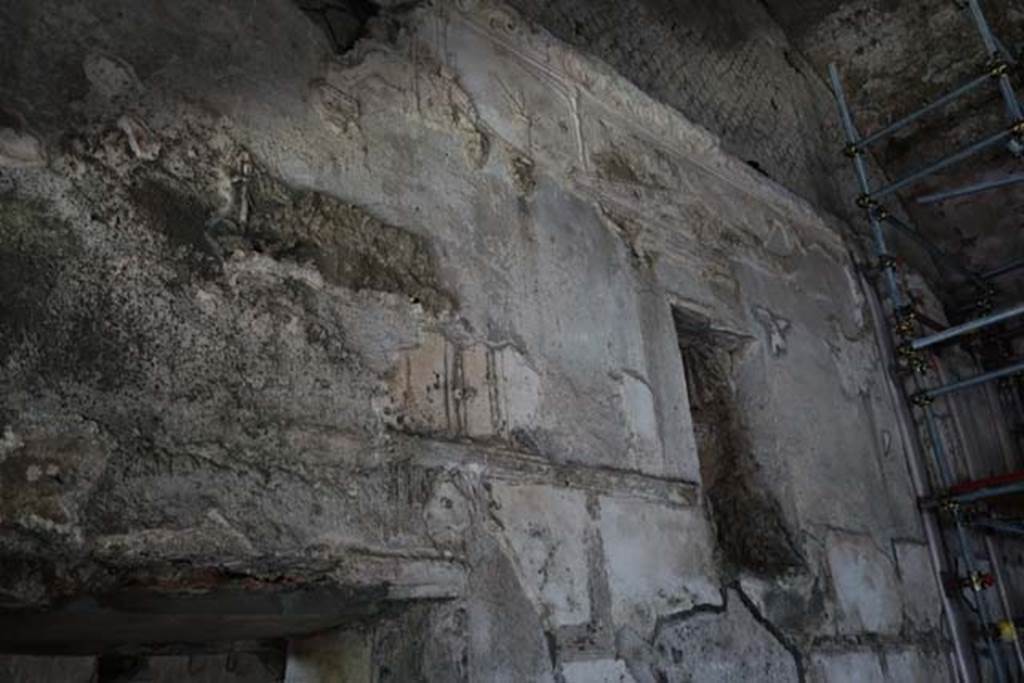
(672, 306), (805, 578)
(293, 1), (381, 53)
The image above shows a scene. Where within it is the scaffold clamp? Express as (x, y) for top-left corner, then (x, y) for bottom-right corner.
(998, 620), (1019, 642)
(964, 571), (995, 592)
(843, 143), (863, 158)
(896, 343), (928, 374)
(869, 206), (890, 221)
(911, 391), (934, 407)
(894, 306), (917, 337)
(855, 194), (879, 209)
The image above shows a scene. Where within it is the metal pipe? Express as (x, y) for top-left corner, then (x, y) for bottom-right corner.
(828, 64), (904, 308)
(912, 303), (1024, 350)
(929, 360), (1012, 681)
(856, 71), (993, 150)
(966, 0), (1000, 55)
(925, 360), (1024, 400)
(952, 516), (1010, 683)
(871, 127), (1013, 201)
(928, 390), (1009, 681)
(983, 258), (1024, 281)
(1004, 381), (1024, 460)
(916, 174), (1024, 205)
(965, 0), (1023, 122)
(992, 33), (1018, 65)
(863, 276), (979, 682)
(985, 377), (1020, 474)
(974, 520), (1024, 537)
(958, 0), (1018, 63)
(924, 406), (958, 486)
(950, 479), (1024, 504)
(995, 74), (1023, 123)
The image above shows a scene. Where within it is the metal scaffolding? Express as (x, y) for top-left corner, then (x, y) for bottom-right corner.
(828, 1), (1024, 680)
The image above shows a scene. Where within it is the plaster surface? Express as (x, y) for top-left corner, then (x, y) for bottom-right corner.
(0, 1), (959, 681)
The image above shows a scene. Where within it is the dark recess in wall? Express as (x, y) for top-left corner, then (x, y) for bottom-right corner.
(294, 1), (381, 52)
(672, 306), (804, 578)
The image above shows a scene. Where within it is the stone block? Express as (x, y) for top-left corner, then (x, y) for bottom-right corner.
(885, 650), (952, 682)
(826, 532), (902, 635)
(809, 651), (885, 683)
(650, 589), (798, 682)
(619, 374), (663, 472)
(562, 658), (636, 683)
(599, 497), (718, 631)
(894, 541), (942, 632)
(491, 483), (591, 626)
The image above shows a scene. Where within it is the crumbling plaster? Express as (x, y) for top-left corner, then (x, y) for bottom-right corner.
(0, 0), (955, 680)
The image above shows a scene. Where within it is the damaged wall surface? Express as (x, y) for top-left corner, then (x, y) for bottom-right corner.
(0, 0), (958, 681)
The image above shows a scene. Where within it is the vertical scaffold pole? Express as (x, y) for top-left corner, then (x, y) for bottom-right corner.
(827, 62), (992, 683)
(922, 402), (1010, 683)
(827, 64), (904, 310)
(966, 0), (1023, 123)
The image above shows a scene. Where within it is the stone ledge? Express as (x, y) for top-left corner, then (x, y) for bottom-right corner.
(397, 433), (700, 507)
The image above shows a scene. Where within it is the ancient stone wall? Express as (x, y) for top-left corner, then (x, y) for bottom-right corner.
(0, 0), (953, 680)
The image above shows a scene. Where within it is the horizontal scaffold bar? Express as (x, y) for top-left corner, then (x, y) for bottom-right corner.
(953, 479), (1024, 505)
(921, 359), (1024, 401)
(916, 174), (1024, 205)
(912, 303), (1024, 350)
(974, 520), (1024, 537)
(984, 258), (1024, 281)
(854, 70), (994, 150)
(869, 126), (1016, 201)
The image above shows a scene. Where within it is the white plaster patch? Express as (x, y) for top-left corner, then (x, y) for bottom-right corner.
(762, 217), (802, 257)
(497, 345), (543, 435)
(809, 650), (885, 683)
(752, 305), (791, 357)
(83, 52), (139, 99)
(598, 497), (719, 632)
(117, 115), (161, 160)
(827, 532), (902, 635)
(25, 464), (42, 483)
(0, 427), (23, 456)
(0, 127), (44, 168)
(894, 541), (942, 632)
(884, 650), (953, 682)
(561, 659), (636, 683)
(491, 483), (591, 626)
(619, 373), (662, 469)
